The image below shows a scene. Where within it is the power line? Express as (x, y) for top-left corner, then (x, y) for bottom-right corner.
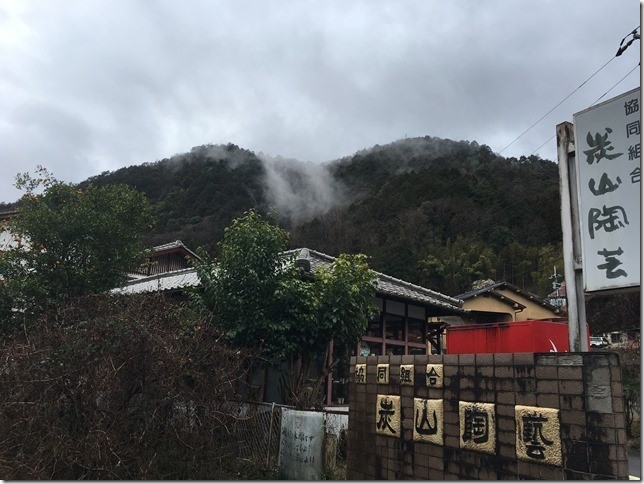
(531, 135), (555, 156)
(498, 56), (615, 154)
(500, 26), (640, 156)
(530, 61), (640, 155)
(591, 62), (640, 106)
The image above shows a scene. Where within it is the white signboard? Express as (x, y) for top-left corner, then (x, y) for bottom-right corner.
(573, 88), (640, 292)
(278, 408), (324, 480)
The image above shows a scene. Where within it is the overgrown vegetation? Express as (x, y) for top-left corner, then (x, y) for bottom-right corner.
(0, 293), (259, 479)
(0, 167), (153, 323)
(615, 347), (641, 443)
(191, 210), (378, 409)
(586, 291), (641, 335)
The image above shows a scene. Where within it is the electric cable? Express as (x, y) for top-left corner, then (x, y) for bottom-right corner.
(529, 62), (641, 156)
(499, 26), (640, 156)
(591, 62), (641, 106)
(498, 56), (615, 154)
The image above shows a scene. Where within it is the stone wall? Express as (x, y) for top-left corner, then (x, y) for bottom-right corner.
(346, 352), (628, 480)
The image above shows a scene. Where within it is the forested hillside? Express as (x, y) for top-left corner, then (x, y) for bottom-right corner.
(82, 144), (268, 251)
(4, 134), (639, 331)
(74, 136), (563, 298)
(293, 137), (563, 297)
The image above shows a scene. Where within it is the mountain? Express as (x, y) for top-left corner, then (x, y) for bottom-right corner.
(293, 137), (563, 296)
(4, 134), (639, 332)
(20, 136), (565, 297)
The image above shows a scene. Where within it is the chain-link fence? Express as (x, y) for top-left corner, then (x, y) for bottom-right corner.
(324, 408), (349, 477)
(217, 401), (286, 471)
(217, 402), (349, 476)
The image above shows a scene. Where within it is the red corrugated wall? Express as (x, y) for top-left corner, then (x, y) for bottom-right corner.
(445, 320), (590, 354)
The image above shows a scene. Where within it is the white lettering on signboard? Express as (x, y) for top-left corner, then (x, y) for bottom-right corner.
(573, 88), (640, 292)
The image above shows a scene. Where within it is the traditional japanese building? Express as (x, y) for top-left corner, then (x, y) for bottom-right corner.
(113, 244), (468, 405)
(284, 248), (467, 405)
(455, 281), (562, 324)
(113, 240), (200, 296)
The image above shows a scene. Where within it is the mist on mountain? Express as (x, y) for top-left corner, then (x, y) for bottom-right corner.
(6, 135), (565, 297)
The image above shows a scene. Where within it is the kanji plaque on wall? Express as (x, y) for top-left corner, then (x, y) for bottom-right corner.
(515, 405), (562, 466)
(459, 401), (496, 454)
(375, 394), (401, 437)
(426, 364), (444, 388)
(400, 364), (414, 385)
(413, 398), (443, 445)
(376, 364), (390, 384)
(355, 364), (366, 384)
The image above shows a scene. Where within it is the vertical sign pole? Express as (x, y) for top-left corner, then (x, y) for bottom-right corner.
(557, 122), (589, 351)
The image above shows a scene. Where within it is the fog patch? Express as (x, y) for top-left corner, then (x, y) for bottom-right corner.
(259, 153), (347, 225)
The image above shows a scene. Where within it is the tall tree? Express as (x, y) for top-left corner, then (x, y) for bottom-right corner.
(0, 167), (154, 318)
(418, 236), (497, 295)
(191, 210), (377, 409)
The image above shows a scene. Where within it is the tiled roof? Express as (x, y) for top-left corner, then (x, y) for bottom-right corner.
(457, 281), (558, 312)
(150, 240), (200, 260)
(112, 268), (200, 295)
(113, 246), (466, 315)
(283, 248), (465, 314)
(0, 210), (19, 221)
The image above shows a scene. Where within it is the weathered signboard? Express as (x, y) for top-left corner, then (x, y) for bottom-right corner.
(278, 409), (325, 480)
(573, 88), (640, 292)
(355, 363), (366, 384)
(426, 364), (444, 388)
(400, 364), (414, 386)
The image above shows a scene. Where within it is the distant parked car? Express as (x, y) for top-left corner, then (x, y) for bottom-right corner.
(590, 336), (609, 348)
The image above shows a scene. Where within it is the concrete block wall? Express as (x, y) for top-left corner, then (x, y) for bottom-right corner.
(346, 352), (628, 480)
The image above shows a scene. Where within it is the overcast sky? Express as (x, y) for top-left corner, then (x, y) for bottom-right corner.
(0, 0), (640, 203)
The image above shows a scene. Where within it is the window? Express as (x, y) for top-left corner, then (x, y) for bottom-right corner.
(366, 341), (382, 356)
(366, 317), (382, 338)
(385, 344), (405, 355)
(384, 314), (404, 341)
(407, 317), (426, 344)
(408, 345), (426, 355)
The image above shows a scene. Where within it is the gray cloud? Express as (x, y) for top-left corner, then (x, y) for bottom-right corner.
(0, 0), (639, 203)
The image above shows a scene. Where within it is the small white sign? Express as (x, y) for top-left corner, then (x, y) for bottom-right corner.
(573, 88), (640, 292)
(278, 409), (325, 480)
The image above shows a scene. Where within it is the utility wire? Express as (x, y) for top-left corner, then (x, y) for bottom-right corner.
(498, 56), (615, 154)
(530, 62), (641, 155)
(418, 28), (640, 275)
(591, 62), (640, 106)
(531, 136), (555, 156)
(500, 26), (640, 156)
(438, 60), (636, 241)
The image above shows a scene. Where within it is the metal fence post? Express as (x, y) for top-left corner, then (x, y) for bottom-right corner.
(266, 402), (276, 468)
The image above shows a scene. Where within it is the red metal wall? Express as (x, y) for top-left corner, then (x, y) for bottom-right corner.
(445, 320), (589, 354)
